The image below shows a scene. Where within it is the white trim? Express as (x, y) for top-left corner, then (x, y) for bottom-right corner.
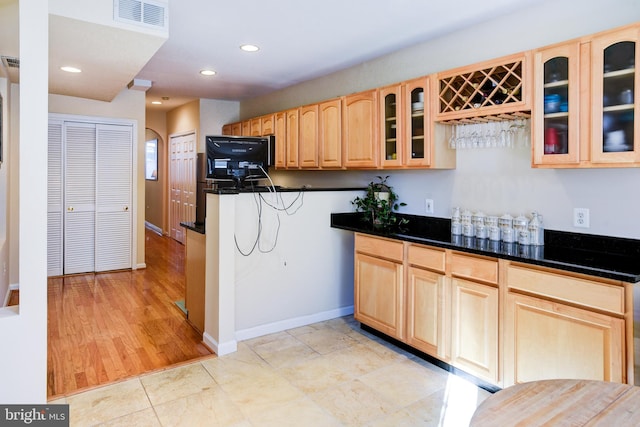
(235, 305), (355, 342)
(202, 331), (237, 356)
(136, 263), (146, 270)
(145, 221), (162, 235)
(2, 283), (19, 308)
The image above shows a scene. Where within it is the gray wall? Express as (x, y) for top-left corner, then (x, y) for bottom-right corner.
(241, 0), (640, 239)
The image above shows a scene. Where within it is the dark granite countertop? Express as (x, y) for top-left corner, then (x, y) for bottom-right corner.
(180, 221), (205, 234)
(331, 212), (640, 283)
(205, 185), (364, 195)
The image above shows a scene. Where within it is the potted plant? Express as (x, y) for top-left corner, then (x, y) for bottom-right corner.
(352, 175), (408, 229)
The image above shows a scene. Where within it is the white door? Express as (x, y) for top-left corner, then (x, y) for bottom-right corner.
(47, 121), (64, 276)
(63, 122), (96, 274)
(169, 132), (196, 243)
(95, 124), (133, 272)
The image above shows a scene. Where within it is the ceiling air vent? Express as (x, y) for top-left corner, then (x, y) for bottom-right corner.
(1, 56), (19, 69)
(114, 0), (168, 30)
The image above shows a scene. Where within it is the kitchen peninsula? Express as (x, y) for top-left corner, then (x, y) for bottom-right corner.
(189, 187), (361, 356)
(332, 212), (640, 390)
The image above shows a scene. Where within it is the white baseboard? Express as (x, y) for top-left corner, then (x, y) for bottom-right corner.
(235, 305), (355, 342)
(144, 221), (163, 235)
(136, 263), (147, 270)
(202, 332), (237, 356)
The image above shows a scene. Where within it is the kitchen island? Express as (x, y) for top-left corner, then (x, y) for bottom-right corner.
(331, 212), (640, 390)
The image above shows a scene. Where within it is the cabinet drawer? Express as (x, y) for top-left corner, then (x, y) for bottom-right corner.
(450, 252), (498, 284)
(506, 264), (625, 315)
(407, 244), (445, 273)
(355, 233), (403, 262)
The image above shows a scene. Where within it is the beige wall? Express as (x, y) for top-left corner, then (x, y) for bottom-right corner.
(48, 88), (147, 267)
(167, 99), (200, 139)
(239, 0), (640, 239)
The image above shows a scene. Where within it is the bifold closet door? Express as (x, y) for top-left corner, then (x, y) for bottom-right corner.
(63, 122), (97, 275)
(95, 124), (132, 272)
(47, 121), (63, 276)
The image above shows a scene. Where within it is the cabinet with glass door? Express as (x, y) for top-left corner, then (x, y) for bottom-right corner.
(532, 42), (580, 166)
(404, 77), (430, 167)
(591, 26), (640, 164)
(379, 84), (403, 168)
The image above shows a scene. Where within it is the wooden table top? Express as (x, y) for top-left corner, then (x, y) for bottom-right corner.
(470, 379), (640, 426)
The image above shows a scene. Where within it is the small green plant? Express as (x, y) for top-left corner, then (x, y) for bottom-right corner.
(351, 176), (408, 229)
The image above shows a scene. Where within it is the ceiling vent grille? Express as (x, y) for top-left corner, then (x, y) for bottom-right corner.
(1, 56), (20, 69)
(114, 0), (168, 30)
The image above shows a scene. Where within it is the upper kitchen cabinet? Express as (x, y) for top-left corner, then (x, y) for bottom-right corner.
(241, 120), (251, 136)
(532, 41), (581, 166)
(591, 25), (640, 165)
(299, 104), (319, 168)
(379, 84), (404, 168)
(274, 111), (286, 169)
(318, 98), (343, 168)
(285, 108), (300, 168)
(436, 52), (532, 123)
(260, 114), (275, 136)
(343, 90), (379, 168)
(250, 118), (262, 136)
(222, 123), (233, 136)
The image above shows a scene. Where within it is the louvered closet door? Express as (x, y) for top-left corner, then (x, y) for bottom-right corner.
(47, 121), (63, 276)
(64, 122), (96, 274)
(95, 124), (132, 272)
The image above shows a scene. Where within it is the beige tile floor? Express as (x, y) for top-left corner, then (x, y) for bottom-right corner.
(51, 316), (491, 426)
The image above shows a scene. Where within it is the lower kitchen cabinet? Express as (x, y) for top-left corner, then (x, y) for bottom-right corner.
(185, 228), (206, 334)
(504, 292), (625, 385)
(354, 234), (404, 340)
(450, 278), (500, 384)
(406, 266), (445, 358)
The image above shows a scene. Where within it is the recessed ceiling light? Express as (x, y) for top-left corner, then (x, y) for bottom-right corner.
(200, 69), (216, 76)
(60, 66), (81, 73)
(240, 44), (259, 52)
(151, 101), (162, 105)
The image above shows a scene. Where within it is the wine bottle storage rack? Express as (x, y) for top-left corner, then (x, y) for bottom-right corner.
(437, 54), (531, 123)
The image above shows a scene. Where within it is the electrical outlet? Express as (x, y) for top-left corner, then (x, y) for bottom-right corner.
(574, 208), (590, 228)
(425, 199), (434, 214)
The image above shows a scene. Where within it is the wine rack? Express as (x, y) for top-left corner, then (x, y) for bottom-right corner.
(436, 52), (532, 124)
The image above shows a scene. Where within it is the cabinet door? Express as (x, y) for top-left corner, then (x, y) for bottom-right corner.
(261, 114), (275, 136)
(406, 266), (444, 358)
(250, 118), (262, 136)
(319, 98), (342, 168)
(591, 26), (640, 164)
(64, 122), (96, 275)
(379, 84), (403, 168)
(221, 124), (233, 136)
(299, 104), (319, 168)
(451, 278), (499, 384)
(241, 120), (251, 136)
(285, 108), (299, 168)
(354, 252), (403, 339)
(532, 42), (581, 166)
(231, 122), (242, 136)
(405, 77), (431, 167)
(274, 112), (286, 168)
(504, 292), (625, 386)
(342, 90), (378, 168)
(185, 229), (206, 333)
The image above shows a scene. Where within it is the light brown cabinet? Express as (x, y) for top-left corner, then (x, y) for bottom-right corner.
(533, 24), (640, 167)
(285, 108), (299, 168)
(450, 253), (500, 384)
(299, 104), (319, 168)
(274, 111), (286, 168)
(185, 229), (205, 334)
(379, 84), (404, 168)
(260, 114), (275, 136)
(241, 120), (250, 136)
(222, 123), (233, 136)
(318, 98), (342, 168)
(342, 90), (379, 168)
(354, 234), (404, 340)
(250, 118), (261, 136)
(405, 244), (447, 358)
(503, 263), (627, 386)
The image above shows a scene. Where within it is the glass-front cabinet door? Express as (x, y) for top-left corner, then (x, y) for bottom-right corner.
(532, 42), (580, 166)
(379, 84), (403, 168)
(591, 26), (640, 164)
(404, 77), (430, 167)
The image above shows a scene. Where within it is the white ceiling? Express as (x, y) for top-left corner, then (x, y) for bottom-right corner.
(1, 0), (548, 112)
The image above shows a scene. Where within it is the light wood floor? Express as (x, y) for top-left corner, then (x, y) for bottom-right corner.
(47, 229), (212, 399)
